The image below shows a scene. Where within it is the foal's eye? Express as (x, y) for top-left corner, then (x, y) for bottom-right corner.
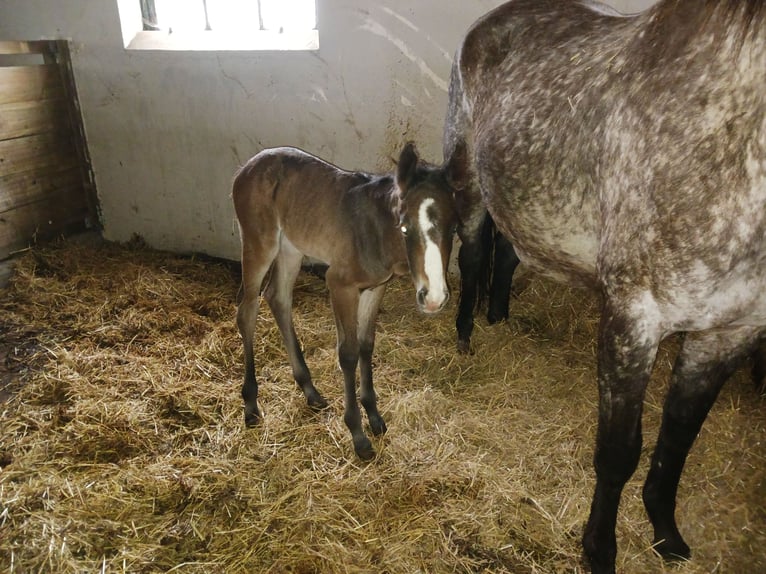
(400, 225), (409, 236)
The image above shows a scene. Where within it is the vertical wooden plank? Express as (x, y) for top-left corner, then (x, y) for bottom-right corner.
(53, 40), (100, 230)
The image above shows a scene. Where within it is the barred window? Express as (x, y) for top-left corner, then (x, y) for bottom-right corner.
(122, 0), (318, 51)
(140, 0), (316, 33)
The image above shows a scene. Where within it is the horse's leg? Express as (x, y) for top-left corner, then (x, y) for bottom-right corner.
(582, 295), (661, 574)
(357, 284), (387, 437)
(326, 272), (373, 460)
(455, 209), (490, 354)
(264, 240), (327, 410)
(237, 232), (279, 427)
(486, 231), (520, 325)
(642, 327), (760, 561)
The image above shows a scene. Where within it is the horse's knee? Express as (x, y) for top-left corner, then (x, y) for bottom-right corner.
(337, 345), (358, 373)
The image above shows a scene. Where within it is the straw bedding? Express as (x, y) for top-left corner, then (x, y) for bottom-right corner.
(1, 237), (764, 573)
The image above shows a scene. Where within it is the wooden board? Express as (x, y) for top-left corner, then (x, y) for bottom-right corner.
(0, 65), (64, 105)
(0, 40), (53, 55)
(0, 165), (82, 213)
(0, 98), (70, 140)
(0, 131), (79, 178)
(0, 40), (98, 260)
(0, 185), (90, 257)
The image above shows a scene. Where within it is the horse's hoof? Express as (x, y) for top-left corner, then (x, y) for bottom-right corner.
(307, 393), (329, 411)
(457, 339), (472, 355)
(486, 310), (508, 325)
(654, 538), (691, 563)
(581, 550), (615, 574)
(353, 436), (376, 461)
(369, 415), (387, 437)
(244, 409), (261, 428)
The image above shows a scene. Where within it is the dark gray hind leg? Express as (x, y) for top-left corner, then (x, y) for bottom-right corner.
(264, 239), (327, 411)
(237, 233), (279, 427)
(486, 230), (520, 325)
(357, 284), (387, 437)
(642, 327), (760, 562)
(583, 296), (661, 574)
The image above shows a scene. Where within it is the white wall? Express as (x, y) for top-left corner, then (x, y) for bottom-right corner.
(0, 0), (657, 260)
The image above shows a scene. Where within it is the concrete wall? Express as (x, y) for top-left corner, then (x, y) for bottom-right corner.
(0, 0), (656, 260)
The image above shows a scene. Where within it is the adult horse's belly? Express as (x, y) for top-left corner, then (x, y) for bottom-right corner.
(654, 262), (766, 332)
(483, 183), (601, 288)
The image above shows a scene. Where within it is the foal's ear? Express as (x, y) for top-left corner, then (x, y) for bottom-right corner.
(396, 141), (419, 196)
(444, 140), (469, 191)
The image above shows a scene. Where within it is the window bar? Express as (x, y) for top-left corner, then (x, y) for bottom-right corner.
(140, 0), (159, 31)
(202, 0), (212, 31)
(257, 0), (265, 31)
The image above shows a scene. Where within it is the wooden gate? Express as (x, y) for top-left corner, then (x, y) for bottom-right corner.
(0, 40), (98, 260)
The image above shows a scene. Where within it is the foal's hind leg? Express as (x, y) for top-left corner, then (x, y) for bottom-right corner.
(358, 284), (387, 437)
(264, 239), (327, 411)
(455, 209), (491, 354)
(642, 327), (760, 562)
(237, 233), (279, 427)
(486, 231), (520, 325)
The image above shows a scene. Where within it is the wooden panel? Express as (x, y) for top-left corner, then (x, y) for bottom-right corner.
(0, 65), (64, 105)
(0, 98), (70, 140)
(0, 165), (82, 213)
(0, 41), (52, 55)
(0, 185), (89, 258)
(0, 131), (79, 177)
(0, 39), (99, 259)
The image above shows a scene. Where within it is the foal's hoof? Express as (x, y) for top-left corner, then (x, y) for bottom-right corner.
(486, 310), (508, 325)
(368, 414), (387, 437)
(307, 392), (329, 411)
(457, 339), (472, 355)
(353, 436), (376, 461)
(654, 538), (691, 563)
(244, 407), (262, 428)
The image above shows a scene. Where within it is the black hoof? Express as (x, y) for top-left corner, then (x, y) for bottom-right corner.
(486, 310), (507, 325)
(307, 392), (329, 411)
(244, 407), (261, 428)
(457, 339), (472, 355)
(581, 530), (616, 574)
(369, 415), (387, 437)
(353, 436), (376, 461)
(581, 550), (615, 574)
(655, 538), (691, 563)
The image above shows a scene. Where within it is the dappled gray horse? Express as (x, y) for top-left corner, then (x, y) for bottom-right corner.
(444, 0), (766, 572)
(233, 143), (458, 460)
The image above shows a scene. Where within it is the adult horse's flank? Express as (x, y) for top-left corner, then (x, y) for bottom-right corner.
(445, 0), (766, 572)
(233, 143), (458, 460)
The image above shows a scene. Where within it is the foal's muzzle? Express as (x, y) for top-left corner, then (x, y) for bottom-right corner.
(417, 286), (450, 314)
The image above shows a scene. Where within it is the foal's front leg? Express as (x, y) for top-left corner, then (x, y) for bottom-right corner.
(326, 274), (374, 460)
(358, 285), (387, 437)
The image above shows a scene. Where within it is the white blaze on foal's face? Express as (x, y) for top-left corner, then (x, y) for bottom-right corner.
(417, 197), (449, 312)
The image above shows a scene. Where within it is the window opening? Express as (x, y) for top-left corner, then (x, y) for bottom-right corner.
(140, 0), (317, 34)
